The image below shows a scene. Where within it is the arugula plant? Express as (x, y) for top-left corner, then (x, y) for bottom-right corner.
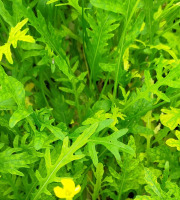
(0, 0), (180, 199)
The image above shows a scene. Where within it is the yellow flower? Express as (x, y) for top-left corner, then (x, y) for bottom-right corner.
(54, 178), (81, 200)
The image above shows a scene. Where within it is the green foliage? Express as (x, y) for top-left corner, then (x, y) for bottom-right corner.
(0, 18), (35, 64)
(0, 0), (180, 199)
(160, 107), (180, 130)
(91, 163), (104, 200)
(135, 165), (180, 199)
(86, 10), (119, 82)
(0, 146), (36, 176)
(166, 130), (180, 151)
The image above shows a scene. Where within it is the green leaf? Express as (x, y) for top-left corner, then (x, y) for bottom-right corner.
(65, 100), (75, 106)
(0, 44), (12, 64)
(59, 87), (73, 94)
(31, 123), (98, 199)
(161, 161), (169, 190)
(144, 168), (165, 198)
(13, 1), (68, 68)
(0, 94), (16, 110)
(166, 130), (180, 151)
(34, 132), (47, 151)
(0, 18), (35, 64)
(54, 56), (74, 80)
(8, 18), (35, 48)
(88, 129), (134, 165)
(45, 124), (66, 140)
(160, 107), (180, 130)
(87, 10), (119, 82)
(131, 124), (154, 138)
(0, 66), (31, 128)
(0, 0), (15, 26)
(112, 136), (145, 197)
(0, 66), (26, 107)
(92, 163), (104, 200)
(147, 145), (171, 168)
(144, 0), (153, 43)
(0, 148), (37, 176)
(150, 44), (178, 61)
(9, 108), (33, 128)
(125, 60), (180, 110)
(0, 116), (17, 133)
(90, 0), (126, 15)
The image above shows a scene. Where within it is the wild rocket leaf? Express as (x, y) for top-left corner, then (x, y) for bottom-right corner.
(124, 60), (180, 112)
(1, 0), (180, 199)
(13, 0), (68, 65)
(47, 0), (82, 14)
(144, 0), (153, 43)
(0, 66), (25, 107)
(0, 0), (15, 26)
(0, 44), (12, 64)
(0, 66), (32, 127)
(92, 163), (104, 200)
(166, 130), (180, 151)
(88, 129), (134, 166)
(9, 108), (33, 128)
(7, 18), (35, 48)
(31, 123), (98, 199)
(54, 56), (74, 80)
(136, 166), (180, 199)
(109, 136), (144, 197)
(144, 168), (165, 198)
(0, 147), (37, 176)
(160, 107), (180, 130)
(90, 0), (126, 15)
(0, 18), (35, 64)
(86, 10), (119, 82)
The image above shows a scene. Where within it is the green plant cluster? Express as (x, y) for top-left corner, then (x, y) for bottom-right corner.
(0, 0), (180, 199)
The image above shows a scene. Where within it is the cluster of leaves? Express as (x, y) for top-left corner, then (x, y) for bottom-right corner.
(0, 0), (180, 199)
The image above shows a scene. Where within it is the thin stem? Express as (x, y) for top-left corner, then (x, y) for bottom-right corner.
(40, 72), (50, 109)
(0, 61), (13, 70)
(113, 0), (140, 103)
(99, 72), (110, 100)
(117, 169), (126, 200)
(72, 81), (82, 123)
(146, 136), (151, 166)
(82, 0), (90, 85)
(0, 17), (8, 34)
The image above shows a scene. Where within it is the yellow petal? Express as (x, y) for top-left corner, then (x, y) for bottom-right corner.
(54, 186), (66, 198)
(61, 178), (75, 191)
(74, 185), (81, 195)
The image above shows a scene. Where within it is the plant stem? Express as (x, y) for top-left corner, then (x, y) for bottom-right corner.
(0, 61), (13, 70)
(99, 72), (110, 100)
(72, 81), (82, 123)
(113, 0), (140, 103)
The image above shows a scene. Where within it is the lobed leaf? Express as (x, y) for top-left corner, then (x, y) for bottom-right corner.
(160, 107), (180, 130)
(166, 130), (180, 151)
